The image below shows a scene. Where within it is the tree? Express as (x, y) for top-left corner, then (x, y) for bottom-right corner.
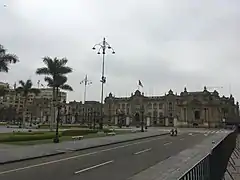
(36, 57), (72, 102)
(36, 57), (73, 141)
(16, 79), (40, 128)
(0, 45), (18, 73)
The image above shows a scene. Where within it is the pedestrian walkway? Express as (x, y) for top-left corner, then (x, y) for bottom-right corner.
(0, 131), (167, 164)
(224, 135), (240, 180)
(158, 128), (231, 134)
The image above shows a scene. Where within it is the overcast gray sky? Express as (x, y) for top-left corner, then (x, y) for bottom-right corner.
(0, 0), (239, 102)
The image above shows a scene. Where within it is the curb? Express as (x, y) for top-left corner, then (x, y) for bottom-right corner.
(0, 132), (169, 165)
(0, 151), (66, 165)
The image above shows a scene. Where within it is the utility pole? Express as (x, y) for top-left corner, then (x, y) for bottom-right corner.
(80, 75), (92, 104)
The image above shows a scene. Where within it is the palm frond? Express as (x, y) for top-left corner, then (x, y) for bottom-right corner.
(44, 76), (54, 87)
(55, 75), (67, 87)
(36, 67), (50, 75)
(0, 45), (6, 54)
(61, 84), (73, 91)
(58, 66), (72, 74)
(26, 79), (33, 89)
(18, 80), (25, 87)
(37, 56), (73, 89)
(1, 54), (19, 63)
(58, 58), (68, 66)
(0, 60), (8, 72)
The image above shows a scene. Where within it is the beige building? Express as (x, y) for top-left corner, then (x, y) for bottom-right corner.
(104, 87), (239, 128)
(63, 101), (101, 125)
(1, 87), (67, 122)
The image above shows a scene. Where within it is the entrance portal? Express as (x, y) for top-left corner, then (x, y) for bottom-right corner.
(194, 111), (200, 120)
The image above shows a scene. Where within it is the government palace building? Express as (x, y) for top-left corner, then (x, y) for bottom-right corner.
(103, 87), (239, 128)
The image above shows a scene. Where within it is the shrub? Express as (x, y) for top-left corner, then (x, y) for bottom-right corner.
(62, 129), (98, 136)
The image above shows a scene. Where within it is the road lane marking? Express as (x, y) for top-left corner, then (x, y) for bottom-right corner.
(133, 148), (152, 155)
(0, 136), (168, 175)
(164, 142), (172, 146)
(74, 160), (114, 174)
(180, 138), (184, 141)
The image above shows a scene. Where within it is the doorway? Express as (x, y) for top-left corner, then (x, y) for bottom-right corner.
(194, 111), (200, 120)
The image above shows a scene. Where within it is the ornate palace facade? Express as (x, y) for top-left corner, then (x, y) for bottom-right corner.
(104, 87), (239, 128)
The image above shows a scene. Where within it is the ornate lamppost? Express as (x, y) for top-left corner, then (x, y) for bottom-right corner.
(92, 38), (115, 129)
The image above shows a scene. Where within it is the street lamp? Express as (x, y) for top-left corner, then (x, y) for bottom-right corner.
(140, 105), (145, 132)
(92, 37), (115, 130)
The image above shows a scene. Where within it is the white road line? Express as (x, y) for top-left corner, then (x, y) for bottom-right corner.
(133, 148), (152, 155)
(0, 136), (166, 175)
(74, 160), (114, 174)
(180, 138), (184, 141)
(164, 142), (172, 146)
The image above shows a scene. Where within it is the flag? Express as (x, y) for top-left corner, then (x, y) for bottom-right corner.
(138, 80), (143, 88)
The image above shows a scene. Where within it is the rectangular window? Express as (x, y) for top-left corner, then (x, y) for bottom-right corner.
(184, 108), (187, 122)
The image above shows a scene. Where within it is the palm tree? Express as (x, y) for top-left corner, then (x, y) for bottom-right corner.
(45, 75), (73, 142)
(0, 45), (18, 73)
(36, 57), (73, 141)
(16, 79), (40, 128)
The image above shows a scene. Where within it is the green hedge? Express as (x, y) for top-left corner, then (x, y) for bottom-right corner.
(40, 124), (89, 129)
(62, 129), (98, 136)
(12, 131), (45, 135)
(0, 132), (59, 142)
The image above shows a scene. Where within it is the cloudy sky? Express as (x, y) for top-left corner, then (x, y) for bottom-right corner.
(0, 0), (239, 102)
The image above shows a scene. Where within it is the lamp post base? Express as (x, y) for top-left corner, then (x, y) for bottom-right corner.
(53, 137), (59, 143)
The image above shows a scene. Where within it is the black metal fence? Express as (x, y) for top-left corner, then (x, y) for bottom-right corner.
(178, 127), (238, 180)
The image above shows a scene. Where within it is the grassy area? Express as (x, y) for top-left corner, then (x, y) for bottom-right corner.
(0, 129), (133, 146)
(39, 124), (89, 129)
(4, 133), (107, 145)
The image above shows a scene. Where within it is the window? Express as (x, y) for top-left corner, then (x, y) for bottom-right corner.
(159, 112), (163, 118)
(184, 108), (187, 121)
(159, 103), (163, 109)
(169, 102), (173, 111)
(148, 103), (152, 109)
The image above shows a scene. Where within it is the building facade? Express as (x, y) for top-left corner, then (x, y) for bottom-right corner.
(104, 87), (239, 128)
(62, 101), (101, 125)
(0, 87), (67, 123)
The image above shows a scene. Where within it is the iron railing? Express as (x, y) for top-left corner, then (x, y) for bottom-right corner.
(178, 127), (238, 180)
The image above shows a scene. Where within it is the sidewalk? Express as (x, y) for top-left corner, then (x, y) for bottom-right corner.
(224, 135), (240, 180)
(129, 132), (230, 180)
(0, 131), (168, 164)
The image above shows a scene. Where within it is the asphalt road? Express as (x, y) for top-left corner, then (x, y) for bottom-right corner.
(0, 132), (211, 180)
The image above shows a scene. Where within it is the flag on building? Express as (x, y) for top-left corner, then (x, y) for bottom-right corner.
(138, 80), (143, 88)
